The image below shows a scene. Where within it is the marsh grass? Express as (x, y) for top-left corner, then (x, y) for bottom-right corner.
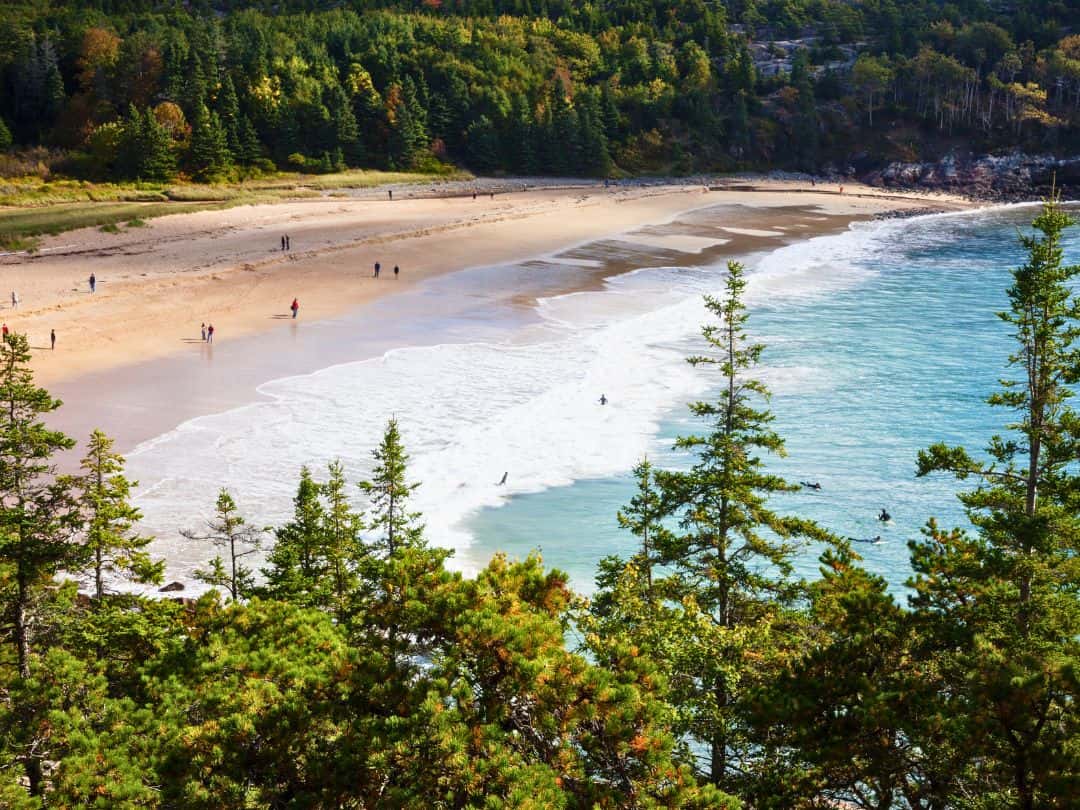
(0, 168), (469, 251)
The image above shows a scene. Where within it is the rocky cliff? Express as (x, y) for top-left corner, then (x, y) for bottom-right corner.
(862, 153), (1080, 201)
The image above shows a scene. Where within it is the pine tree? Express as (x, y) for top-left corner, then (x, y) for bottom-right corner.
(321, 461), (364, 616)
(0, 333), (80, 796)
(188, 103), (231, 181)
(577, 89), (612, 176)
(0, 333), (80, 676)
(182, 489), (263, 600)
(327, 84), (361, 166)
(614, 458), (669, 605)
(464, 115), (500, 173)
(261, 467), (326, 606)
(216, 73), (241, 157)
(237, 114), (262, 165)
(76, 430), (162, 600)
(116, 104), (143, 180)
(790, 49), (819, 170)
(550, 85), (580, 175)
(140, 108), (176, 181)
(913, 194), (1080, 806)
(654, 260), (835, 791)
(359, 419), (423, 558)
(40, 39), (65, 131)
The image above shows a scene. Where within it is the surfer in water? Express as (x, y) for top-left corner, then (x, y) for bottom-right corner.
(800, 481), (822, 490)
(599, 394), (607, 405)
(497, 472), (508, 486)
(849, 535), (883, 544)
(878, 508), (892, 522)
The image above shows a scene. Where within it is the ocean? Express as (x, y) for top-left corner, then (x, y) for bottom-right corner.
(125, 202), (1079, 596)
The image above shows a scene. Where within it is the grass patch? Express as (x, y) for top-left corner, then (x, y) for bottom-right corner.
(0, 233), (41, 252)
(0, 201), (238, 248)
(0, 166), (470, 247)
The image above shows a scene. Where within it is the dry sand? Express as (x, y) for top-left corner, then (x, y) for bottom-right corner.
(0, 179), (972, 390)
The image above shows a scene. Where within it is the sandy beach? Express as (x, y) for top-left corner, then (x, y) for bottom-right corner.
(0, 178), (973, 454)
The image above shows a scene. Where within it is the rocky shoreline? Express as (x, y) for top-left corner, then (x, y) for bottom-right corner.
(860, 153), (1080, 202)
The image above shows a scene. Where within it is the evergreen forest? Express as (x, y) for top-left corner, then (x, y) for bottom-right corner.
(0, 0), (1078, 181)
(1, 198), (1078, 807)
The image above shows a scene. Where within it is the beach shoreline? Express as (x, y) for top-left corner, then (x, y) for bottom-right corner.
(0, 178), (974, 455)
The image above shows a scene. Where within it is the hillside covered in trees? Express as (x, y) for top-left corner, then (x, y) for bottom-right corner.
(0, 0), (1077, 181)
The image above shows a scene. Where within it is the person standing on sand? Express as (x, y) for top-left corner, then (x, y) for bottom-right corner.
(374, 261), (380, 278)
(388, 189), (393, 201)
(207, 324), (214, 343)
(281, 236), (286, 251)
(201, 322), (207, 341)
(286, 235), (291, 251)
(50, 329), (55, 350)
(89, 273), (96, 293)
(2, 323), (8, 342)
(393, 265), (399, 279)
(291, 298), (299, 318)
(10, 291), (17, 309)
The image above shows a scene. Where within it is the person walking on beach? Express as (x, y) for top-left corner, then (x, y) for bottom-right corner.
(2, 323), (8, 342)
(207, 324), (214, 343)
(393, 265), (399, 279)
(291, 298), (299, 318)
(89, 273), (96, 294)
(374, 261), (380, 278)
(10, 291), (17, 309)
(286, 235), (291, 251)
(50, 329), (55, 350)
(201, 322), (207, 341)
(281, 236), (286, 252)
(388, 189), (393, 201)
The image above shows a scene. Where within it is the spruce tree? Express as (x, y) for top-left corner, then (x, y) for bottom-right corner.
(0, 333), (80, 797)
(0, 333), (80, 679)
(237, 114), (262, 165)
(188, 103), (231, 181)
(116, 104), (145, 180)
(359, 419), (423, 558)
(182, 489), (263, 600)
(140, 108), (176, 181)
(577, 90), (612, 176)
(614, 457), (669, 605)
(76, 430), (163, 600)
(260, 467), (326, 605)
(321, 460), (364, 616)
(216, 72), (242, 157)
(913, 194), (1080, 806)
(656, 261), (834, 791)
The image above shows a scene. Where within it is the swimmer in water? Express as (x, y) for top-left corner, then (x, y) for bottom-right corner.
(800, 481), (822, 490)
(878, 508), (891, 522)
(497, 472), (508, 486)
(599, 394), (607, 405)
(849, 535), (883, 544)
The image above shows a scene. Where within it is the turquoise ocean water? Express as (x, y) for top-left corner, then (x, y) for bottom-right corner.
(465, 203), (1080, 594)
